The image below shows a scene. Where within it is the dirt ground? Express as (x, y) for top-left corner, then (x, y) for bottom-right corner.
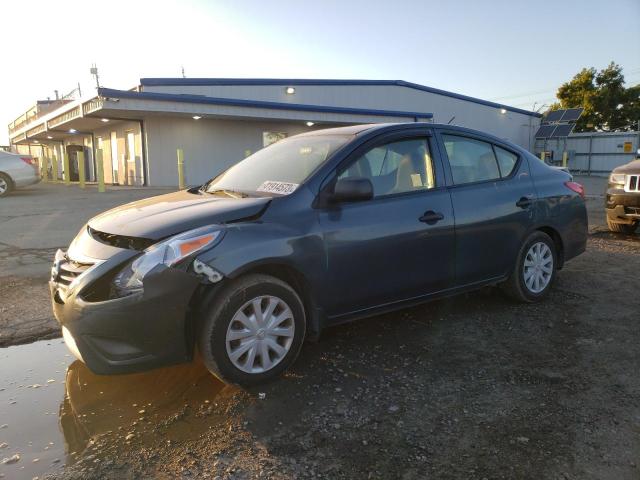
(1, 180), (639, 479)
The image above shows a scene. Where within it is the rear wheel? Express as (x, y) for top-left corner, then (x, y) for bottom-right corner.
(503, 231), (557, 303)
(0, 173), (12, 197)
(607, 217), (638, 234)
(198, 274), (306, 386)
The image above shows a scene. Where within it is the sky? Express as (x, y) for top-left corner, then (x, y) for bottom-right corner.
(0, 0), (638, 144)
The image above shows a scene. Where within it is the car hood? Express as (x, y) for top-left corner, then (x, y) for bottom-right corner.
(88, 190), (271, 241)
(612, 159), (640, 174)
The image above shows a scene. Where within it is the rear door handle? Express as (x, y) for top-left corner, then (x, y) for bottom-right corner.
(419, 210), (444, 225)
(516, 196), (533, 209)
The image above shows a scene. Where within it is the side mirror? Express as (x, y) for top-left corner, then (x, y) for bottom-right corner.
(330, 177), (374, 203)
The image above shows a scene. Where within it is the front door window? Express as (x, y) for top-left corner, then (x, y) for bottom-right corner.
(338, 138), (436, 196)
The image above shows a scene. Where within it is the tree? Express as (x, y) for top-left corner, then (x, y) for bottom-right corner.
(550, 63), (639, 132)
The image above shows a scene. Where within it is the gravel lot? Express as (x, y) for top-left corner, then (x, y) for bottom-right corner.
(1, 178), (639, 479)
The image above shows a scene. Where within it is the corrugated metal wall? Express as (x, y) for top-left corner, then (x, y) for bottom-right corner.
(534, 131), (640, 175)
(144, 83), (540, 149)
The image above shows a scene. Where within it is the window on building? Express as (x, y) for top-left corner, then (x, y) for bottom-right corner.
(263, 132), (287, 147)
(339, 138), (435, 197)
(442, 135), (501, 185)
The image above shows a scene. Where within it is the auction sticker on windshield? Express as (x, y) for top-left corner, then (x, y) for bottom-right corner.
(257, 181), (299, 195)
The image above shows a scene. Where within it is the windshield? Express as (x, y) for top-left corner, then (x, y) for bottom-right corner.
(205, 134), (349, 196)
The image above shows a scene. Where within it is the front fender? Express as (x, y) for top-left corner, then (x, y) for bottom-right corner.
(197, 223), (327, 293)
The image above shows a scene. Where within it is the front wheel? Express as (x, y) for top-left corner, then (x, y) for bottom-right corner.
(198, 274), (306, 386)
(502, 231), (557, 303)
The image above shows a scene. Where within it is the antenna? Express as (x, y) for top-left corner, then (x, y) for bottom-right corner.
(90, 64), (100, 90)
(447, 116), (455, 125)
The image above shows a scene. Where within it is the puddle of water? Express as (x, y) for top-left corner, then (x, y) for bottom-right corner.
(0, 340), (69, 479)
(1, 339), (234, 479)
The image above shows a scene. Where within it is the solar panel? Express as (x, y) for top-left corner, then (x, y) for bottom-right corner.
(534, 125), (556, 138)
(542, 110), (564, 123)
(560, 108), (583, 122)
(550, 124), (575, 138)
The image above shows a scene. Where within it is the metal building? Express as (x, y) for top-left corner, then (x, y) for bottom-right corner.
(534, 130), (640, 175)
(7, 78), (541, 187)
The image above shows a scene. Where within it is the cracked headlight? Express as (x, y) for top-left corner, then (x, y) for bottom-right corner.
(113, 225), (224, 293)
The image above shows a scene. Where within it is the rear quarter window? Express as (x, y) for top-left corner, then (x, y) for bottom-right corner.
(494, 146), (518, 177)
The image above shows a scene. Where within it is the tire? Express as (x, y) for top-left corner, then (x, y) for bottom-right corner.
(502, 231), (557, 303)
(0, 173), (13, 197)
(198, 273), (306, 386)
(607, 217), (638, 234)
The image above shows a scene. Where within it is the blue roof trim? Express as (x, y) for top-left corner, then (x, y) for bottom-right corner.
(97, 88), (433, 119)
(139, 78), (541, 118)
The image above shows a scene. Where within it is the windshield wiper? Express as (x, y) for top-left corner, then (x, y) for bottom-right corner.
(205, 188), (249, 198)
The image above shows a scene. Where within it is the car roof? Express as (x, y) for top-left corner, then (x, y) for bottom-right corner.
(299, 122), (523, 151)
(296, 124), (381, 136)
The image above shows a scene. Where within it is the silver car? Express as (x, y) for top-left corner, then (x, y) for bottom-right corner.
(0, 150), (40, 197)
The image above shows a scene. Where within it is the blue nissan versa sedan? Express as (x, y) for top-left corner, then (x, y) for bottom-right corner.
(50, 123), (588, 385)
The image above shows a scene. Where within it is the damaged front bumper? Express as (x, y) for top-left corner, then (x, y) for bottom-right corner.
(606, 188), (640, 224)
(50, 249), (202, 375)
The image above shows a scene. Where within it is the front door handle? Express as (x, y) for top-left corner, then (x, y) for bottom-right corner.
(419, 210), (444, 225)
(516, 196), (533, 209)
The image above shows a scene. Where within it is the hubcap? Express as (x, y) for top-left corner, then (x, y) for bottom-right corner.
(0, 178), (7, 194)
(225, 295), (295, 374)
(523, 242), (553, 294)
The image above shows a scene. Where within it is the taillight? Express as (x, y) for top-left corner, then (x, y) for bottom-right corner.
(565, 181), (585, 198)
(20, 157), (34, 165)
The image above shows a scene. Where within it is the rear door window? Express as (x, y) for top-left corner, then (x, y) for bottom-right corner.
(442, 135), (501, 185)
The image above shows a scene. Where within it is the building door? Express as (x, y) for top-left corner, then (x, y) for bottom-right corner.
(110, 132), (119, 184)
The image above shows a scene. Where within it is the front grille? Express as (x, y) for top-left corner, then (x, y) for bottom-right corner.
(55, 258), (94, 287)
(624, 206), (640, 216)
(626, 175), (640, 193)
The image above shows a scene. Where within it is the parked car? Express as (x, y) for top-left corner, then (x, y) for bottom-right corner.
(49, 123), (588, 385)
(605, 149), (640, 234)
(0, 150), (40, 197)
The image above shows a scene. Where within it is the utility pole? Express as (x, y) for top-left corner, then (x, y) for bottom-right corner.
(90, 64), (100, 91)
(181, 66), (186, 78)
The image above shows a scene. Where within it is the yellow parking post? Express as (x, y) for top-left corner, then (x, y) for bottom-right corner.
(41, 157), (47, 182)
(96, 149), (106, 193)
(51, 155), (58, 183)
(63, 153), (71, 185)
(562, 151), (568, 168)
(539, 151), (545, 162)
(77, 152), (86, 189)
(177, 148), (186, 190)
